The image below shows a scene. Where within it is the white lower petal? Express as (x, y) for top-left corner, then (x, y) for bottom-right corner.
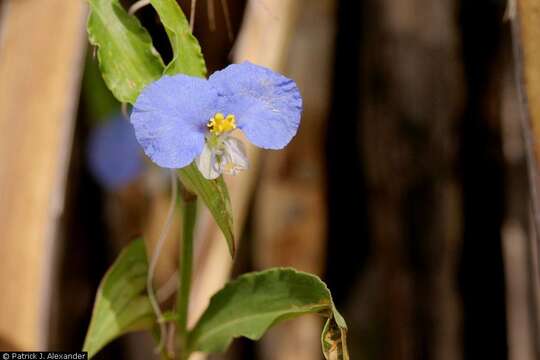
(195, 143), (221, 180)
(220, 137), (249, 175)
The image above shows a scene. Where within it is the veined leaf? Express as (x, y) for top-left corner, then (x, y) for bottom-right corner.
(178, 163), (235, 256)
(149, 0), (207, 77)
(87, 0), (164, 103)
(187, 268), (349, 359)
(83, 239), (155, 359)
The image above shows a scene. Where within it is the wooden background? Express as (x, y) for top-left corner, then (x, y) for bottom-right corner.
(1, 1), (540, 360)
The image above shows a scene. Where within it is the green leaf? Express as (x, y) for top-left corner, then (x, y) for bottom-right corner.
(178, 163), (235, 256)
(321, 308), (350, 360)
(149, 0), (207, 77)
(83, 239), (155, 359)
(187, 268), (349, 359)
(87, 0), (165, 103)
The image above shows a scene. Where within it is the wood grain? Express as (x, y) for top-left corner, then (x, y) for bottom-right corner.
(512, 0), (540, 357)
(514, 0), (540, 238)
(356, 0), (464, 358)
(515, 0), (540, 165)
(0, 0), (87, 350)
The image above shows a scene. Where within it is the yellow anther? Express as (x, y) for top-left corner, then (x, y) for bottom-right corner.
(207, 113), (236, 135)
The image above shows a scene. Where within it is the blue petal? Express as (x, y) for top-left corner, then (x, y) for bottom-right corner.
(209, 62), (303, 149)
(131, 75), (218, 168)
(88, 116), (143, 190)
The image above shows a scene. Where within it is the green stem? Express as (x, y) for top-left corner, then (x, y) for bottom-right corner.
(177, 188), (197, 360)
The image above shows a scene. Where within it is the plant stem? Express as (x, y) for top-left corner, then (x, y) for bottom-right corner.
(177, 187), (197, 360)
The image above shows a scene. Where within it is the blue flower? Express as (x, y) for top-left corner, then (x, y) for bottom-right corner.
(130, 61), (302, 179)
(88, 115), (144, 190)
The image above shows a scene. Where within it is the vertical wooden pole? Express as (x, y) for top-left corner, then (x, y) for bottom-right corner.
(511, 0), (540, 357)
(0, 0), (87, 350)
(353, 0), (465, 358)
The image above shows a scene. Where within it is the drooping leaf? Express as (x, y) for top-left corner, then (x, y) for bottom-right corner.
(149, 0), (207, 77)
(178, 163), (235, 256)
(186, 268), (348, 359)
(321, 308), (350, 360)
(83, 239), (155, 359)
(87, 0), (165, 103)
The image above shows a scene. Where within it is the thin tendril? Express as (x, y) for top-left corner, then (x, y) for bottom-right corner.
(128, 0), (151, 15)
(147, 170), (177, 353)
(220, 0), (233, 41)
(190, 0), (197, 32)
(207, 0), (216, 31)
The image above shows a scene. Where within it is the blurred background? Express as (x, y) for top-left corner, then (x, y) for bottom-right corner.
(1, 0), (538, 359)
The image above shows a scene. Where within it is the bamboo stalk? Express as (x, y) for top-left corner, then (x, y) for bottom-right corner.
(0, 0), (87, 350)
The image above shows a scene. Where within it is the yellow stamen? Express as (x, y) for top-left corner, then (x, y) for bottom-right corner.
(207, 113), (236, 135)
